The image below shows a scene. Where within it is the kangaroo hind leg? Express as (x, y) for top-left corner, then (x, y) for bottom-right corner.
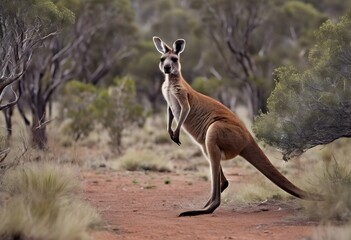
(179, 124), (222, 217)
(204, 166), (228, 208)
(220, 166), (229, 192)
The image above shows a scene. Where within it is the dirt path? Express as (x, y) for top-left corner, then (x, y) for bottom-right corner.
(84, 169), (317, 240)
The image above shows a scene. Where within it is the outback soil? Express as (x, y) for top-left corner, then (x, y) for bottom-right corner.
(84, 166), (318, 240)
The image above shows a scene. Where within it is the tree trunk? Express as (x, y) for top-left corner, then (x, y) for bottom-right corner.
(31, 101), (47, 150)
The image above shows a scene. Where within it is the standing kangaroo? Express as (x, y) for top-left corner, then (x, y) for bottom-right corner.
(152, 36), (321, 217)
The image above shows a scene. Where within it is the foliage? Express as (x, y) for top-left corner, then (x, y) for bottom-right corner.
(0, 0), (73, 115)
(61, 81), (98, 141)
(280, 1), (327, 37)
(0, 0), (76, 148)
(0, 162), (100, 240)
(61, 77), (144, 152)
(254, 13), (351, 160)
(129, 1), (206, 110)
(188, 0), (327, 118)
(6, 0), (137, 150)
(127, 41), (164, 110)
(306, 0), (351, 17)
(71, 0), (137, 84)
(94, 77), (144, 153)
(191, 77), (221, 96)
(2, 0), (350, 149)
(1, 0), (75, 26)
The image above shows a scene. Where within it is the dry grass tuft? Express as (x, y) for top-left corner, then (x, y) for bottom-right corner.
(116, 148), (172, 172)
(222, 173), (291, 205)
(311, 224), (351, 240)
(302, 157), (351, 222)
(0, 162), (100, 240)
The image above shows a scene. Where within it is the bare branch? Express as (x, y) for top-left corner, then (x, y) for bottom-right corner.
(0, 84), (19, 111)
(0, 148), (10, 163)
(35, 118), (54, 130)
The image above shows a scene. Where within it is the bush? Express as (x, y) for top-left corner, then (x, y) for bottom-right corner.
(302, 158), (351, 223)
(0, 162), (100, 240)
(94, 77), (144, 153)
(61, 81), (98, 141)
(61, 77), (144, 152)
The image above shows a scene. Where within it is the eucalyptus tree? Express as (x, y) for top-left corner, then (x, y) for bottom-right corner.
(254, 13), (351, 160)
(0, 0), (72, 142)
(16, 0), (137, 149)
(191, 0), (326, 119)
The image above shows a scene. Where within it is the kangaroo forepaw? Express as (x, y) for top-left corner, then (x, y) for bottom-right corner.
(168, 130), (181, 145)
(171, 136), (181, 145)
(173, 139), (181, 146)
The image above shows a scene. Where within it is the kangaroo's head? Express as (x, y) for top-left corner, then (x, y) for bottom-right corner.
(153, 36), (186, 75)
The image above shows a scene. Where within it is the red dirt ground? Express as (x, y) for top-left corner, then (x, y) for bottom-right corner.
(83, 167), (318, 240)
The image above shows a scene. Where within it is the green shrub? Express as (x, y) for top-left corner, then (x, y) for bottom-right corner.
(61, 77), (144, 152)
(191, 77), (221, 96)
(61, 81), (98, 141)
(94, 76), (144, 153)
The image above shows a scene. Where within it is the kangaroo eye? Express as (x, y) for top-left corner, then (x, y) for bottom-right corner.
(171, 57), (178, 62)
(160, 57), (166, 63)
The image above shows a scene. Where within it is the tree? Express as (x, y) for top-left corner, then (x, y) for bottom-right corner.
(0, 0), (71, 141)
(71, 0), (137, 85)
(253, 13), (351, 160)
(17, 0), (136, 149)
(0, 0), (65, 111)
(191, 0), (271, 117)
(129, 41), (163, 111)
(5, 0), (75, 149)
(191, 0), (326, 119)
(306, 0), (351, 18)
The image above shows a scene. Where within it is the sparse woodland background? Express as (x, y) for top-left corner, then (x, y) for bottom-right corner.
(1, 0), (350, 154)
(1, 0), (351, 239)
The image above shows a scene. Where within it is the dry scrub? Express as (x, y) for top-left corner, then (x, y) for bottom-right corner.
(302, 158), (351, 222)
(0, 162), (100, 240)
(116, 148), (172, 172)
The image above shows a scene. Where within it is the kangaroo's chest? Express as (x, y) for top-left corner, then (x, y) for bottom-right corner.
(162, 81), (181, 120)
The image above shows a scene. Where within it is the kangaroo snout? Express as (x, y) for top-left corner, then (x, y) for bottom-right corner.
(164, 64), (171, 74)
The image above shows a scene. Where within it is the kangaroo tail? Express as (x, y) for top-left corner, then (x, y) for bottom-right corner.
(240, 137), (322, 201)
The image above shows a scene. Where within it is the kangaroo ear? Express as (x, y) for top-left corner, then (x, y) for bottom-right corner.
(153, 36), (171, 54)
(173, 39), (186, 55)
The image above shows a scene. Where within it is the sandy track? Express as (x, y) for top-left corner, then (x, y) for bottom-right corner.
(84, 169), (317, 240)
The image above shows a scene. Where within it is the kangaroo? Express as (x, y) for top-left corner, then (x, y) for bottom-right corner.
(152, 36), (321, 217)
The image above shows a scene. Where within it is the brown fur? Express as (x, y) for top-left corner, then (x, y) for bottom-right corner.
(153, 36), (321, 217)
